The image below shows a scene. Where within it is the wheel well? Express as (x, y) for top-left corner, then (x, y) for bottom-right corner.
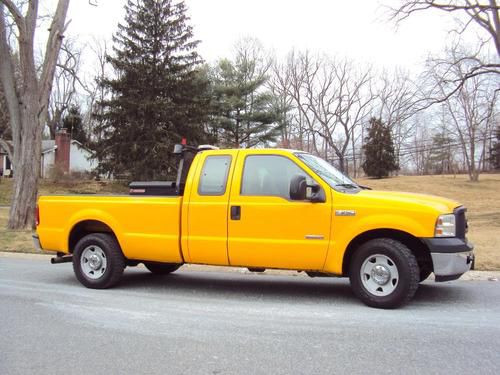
(68, 220), (115, 253)
(342, 229), (432, 276)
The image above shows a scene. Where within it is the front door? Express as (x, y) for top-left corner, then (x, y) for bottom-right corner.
(228, 153), (332, 270)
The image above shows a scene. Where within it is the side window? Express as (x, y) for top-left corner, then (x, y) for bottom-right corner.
(241, 155), (311, 199)
(198, 155), (232, 196)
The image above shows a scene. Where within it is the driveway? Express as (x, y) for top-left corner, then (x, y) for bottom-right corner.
(1, 255), (499, 374)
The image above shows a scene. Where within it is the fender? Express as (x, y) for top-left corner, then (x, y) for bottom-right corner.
(323, 212), (434, 274)
(64, 209), (124, 253)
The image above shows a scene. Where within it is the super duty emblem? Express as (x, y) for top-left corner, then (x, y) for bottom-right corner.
(335, 210), (356, 216)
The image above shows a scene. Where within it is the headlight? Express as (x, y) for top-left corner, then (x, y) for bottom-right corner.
(435, 214), (456, 237)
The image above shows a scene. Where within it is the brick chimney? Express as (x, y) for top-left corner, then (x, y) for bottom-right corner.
(55, 129), (70, 173)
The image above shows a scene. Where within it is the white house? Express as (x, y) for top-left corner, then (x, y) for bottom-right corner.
(1, 130), (97, 178)
(0, 148), (12, 177)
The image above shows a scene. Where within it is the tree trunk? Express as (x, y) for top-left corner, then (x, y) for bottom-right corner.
(338, 155), (345, 173)
(0, 0), (70, 229)
(9, 99), (42, 228)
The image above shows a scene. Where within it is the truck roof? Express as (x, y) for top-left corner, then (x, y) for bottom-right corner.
(198, 148), (306, 156)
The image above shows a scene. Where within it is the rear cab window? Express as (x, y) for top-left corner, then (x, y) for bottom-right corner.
(198, 155), (232, 196)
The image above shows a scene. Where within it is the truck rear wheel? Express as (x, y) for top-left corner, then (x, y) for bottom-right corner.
(73, 233), (125, 289)
(349, 238), (419, 309)
(144, 262), (181, 275)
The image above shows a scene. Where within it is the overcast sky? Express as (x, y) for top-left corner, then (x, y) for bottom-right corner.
(63, 0), (462, 71)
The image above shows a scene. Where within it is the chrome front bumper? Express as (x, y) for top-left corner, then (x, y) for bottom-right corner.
(422, 237), (474, 282)
(431, 251), (474, 282)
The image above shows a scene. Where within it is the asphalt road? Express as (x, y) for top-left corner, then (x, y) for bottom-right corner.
(1, 256), (499, 375)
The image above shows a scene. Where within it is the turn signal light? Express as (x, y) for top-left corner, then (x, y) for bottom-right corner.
(435, 214), (455, 237)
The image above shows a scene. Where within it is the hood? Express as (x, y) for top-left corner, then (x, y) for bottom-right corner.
(356, 190), (461, 214)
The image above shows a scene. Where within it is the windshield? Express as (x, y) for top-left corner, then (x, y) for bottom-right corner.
(295, 153), (359, 190)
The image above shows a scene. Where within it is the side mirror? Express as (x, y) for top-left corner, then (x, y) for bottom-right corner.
(289, 175), (326, 203)
(290, 175), (307, 200)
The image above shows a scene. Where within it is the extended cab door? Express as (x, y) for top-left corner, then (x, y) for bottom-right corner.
(227, 152), (332, 270)
(184, 150), (238, 265)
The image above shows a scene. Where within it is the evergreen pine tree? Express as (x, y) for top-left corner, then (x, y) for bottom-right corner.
(95, 0), (209, 179)
(362, 117), (399, 178)
(428, 133), (454, 174)
(210, 44), (281, 147)
(490, 125), (500, 170)
(62, 105), (87, 146)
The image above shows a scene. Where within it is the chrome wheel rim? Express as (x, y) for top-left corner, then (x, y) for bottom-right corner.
(81, 245), (107, 280)
(360, 254), (399, 297)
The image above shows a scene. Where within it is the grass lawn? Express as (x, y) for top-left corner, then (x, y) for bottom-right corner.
(0, 174), (499, 270)
(0, 179), (128, 254)
(0, 207), (34, 253)
(0, 178), (128, 206)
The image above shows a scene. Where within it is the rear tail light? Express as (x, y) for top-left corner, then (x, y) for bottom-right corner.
(35, 205), (40, 226)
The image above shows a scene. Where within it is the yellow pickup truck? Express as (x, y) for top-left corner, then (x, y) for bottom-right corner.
(34, 145), (474, 308)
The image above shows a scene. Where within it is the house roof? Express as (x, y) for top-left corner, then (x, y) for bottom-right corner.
(0, 141), (12, 155)
(2, 140), (55, 155)
(1, 139), (92, 155)
(42, 140), (55, 154)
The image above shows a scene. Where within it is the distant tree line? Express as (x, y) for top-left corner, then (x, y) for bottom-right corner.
(21, 0), (500, 183)
(2, 0), (499, 183)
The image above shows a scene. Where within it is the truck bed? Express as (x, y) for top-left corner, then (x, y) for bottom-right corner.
(37, 195), (183, 263)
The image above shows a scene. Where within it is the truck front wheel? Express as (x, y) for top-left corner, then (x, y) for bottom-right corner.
(73, 233), (126, 289)
(349, 238), (419, 309)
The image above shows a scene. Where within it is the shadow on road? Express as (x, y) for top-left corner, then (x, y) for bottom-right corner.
(119, 269), (357, 304)
(98, 267), (478, 308)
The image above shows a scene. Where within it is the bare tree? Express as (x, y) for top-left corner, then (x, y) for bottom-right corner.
(293, 53), (375, 174)
(391, 0), (500, 101)
(286, 50), (321, 155)
(269, 58), (295, 148)
(0, 0), (70, 229)
(269, 51), (318, 151)
(47, 38), (87, 139)
(429, 45), (499, 181)
(407, 114), (433, 174)
(270, 51), (377, 175)
(375, 69), (420, 169)
(81, 37), (109, 147)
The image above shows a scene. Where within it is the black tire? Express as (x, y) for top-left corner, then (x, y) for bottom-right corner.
(349, 238), (419, 309)
(73, 233), (125, 289)
(144, 262), (181, 275)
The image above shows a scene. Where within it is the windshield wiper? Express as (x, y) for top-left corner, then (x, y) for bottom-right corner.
(335, 183), (360, 189)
